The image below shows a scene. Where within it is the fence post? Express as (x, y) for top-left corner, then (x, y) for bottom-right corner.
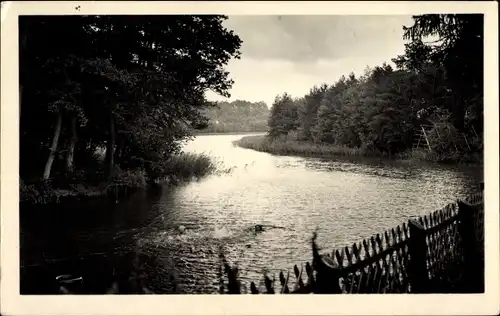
(312, 263), (342, 294)
(457, 200), (483, 293)
(408, 219), (429, 293)
(312, 233), (342, 294)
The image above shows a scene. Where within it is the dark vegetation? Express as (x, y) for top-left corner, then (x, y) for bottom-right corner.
(237, 15), (484, 164)
(20, 15), (242, 204)
(198, 100), (269, 133)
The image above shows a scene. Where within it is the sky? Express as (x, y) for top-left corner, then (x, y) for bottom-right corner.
(205, 15), (414, 107)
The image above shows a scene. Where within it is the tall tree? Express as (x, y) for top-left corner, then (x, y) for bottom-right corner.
(19, 15), (242, 181)
(268, 93), (299, 138)
(297, 84), (328, 141)
(401, 14), (483, 133)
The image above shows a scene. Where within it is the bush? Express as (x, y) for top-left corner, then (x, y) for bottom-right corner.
(107, 166), (149, 191)
(50, 169), (88, 190)
(20, 179), (58, 204)
(160, 153), (219, 180)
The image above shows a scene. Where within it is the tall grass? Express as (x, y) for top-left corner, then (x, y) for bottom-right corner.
(233, 135), (385, 158)
(156, 152), (234, 184)
(235, 135), (482, 165)
(400, 148), (483, 164)
(21, 152), (231, 204)
(163, 153), (219, 179)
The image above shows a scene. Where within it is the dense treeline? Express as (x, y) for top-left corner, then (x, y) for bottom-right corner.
(199, 100), (269, 133)
(264, 14), (483, 163)
(20, 15), (241, 202)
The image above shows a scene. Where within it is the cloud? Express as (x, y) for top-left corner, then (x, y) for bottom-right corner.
(223, 15), (413, 63)
(206, 15), (415, 106)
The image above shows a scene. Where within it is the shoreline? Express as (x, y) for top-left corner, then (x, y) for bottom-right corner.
(20, 174), (209, 207)
(20, 152), (232, 206)
(194, 131), (268, 136)
(233, 135), (483, 167)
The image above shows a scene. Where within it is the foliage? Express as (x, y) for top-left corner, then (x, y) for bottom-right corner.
(234, 135), (383, 158)
(297, 84), (328, 141)
(200, 100), (269, 133)
(158, 152), (219, 181)
(264, 14), (483, 163)
(20, 15), (242, 191)
(107, 166), (149, 190)
(401, 14), (483, 133)
(20, 179), (58, 205)
(267, 93), (300, 138)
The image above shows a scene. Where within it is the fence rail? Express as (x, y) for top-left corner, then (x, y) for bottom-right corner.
(220, 192), (484, 294)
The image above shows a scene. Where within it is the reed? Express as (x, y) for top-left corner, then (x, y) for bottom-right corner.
(163, 152), (219, 179)
(234, 135), (385, 158)
(20, 152), (230, 204)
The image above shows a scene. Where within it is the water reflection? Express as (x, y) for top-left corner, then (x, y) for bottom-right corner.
(21, 133), (483, 294)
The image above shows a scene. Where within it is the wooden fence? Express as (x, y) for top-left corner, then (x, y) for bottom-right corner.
(220, 192), (484, 294)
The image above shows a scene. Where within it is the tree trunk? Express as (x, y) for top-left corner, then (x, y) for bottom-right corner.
(43, 112), (63, 180)
(115, 136), (125, 161)
(106, 114), (116, 173)
(65, 116), (78, 172)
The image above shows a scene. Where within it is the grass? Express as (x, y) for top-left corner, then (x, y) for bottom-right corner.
(399, 148), (483, 164)
(20, 152), (232, 205)
(159, 152), (232, 183)
(233, 135), (483, 165)
(233, 135), (386, 158)
(194, 130), (268, 136)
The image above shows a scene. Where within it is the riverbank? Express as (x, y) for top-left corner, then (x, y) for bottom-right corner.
(234, 135), (483, 165)
(194, 130), (268, 136)
(20, 152), (232, 205)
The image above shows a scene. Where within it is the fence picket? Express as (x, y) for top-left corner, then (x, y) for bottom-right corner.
(344, 247), (353, 266)
(220, 193), (483, 295)
(264, 275), (274, 294)
(250, 282), (259, 294)
(338, 248), (346, 267)
(362, 240), (371, 258)
(391, 228), (398, 244)
(423, 215), (430, 229)
(402, 223), (409, 240)
(281, 270), (290, 293)
(335, 249), (343, 267)
(384, 231), (391, 248)
(305, 262), (312, 282)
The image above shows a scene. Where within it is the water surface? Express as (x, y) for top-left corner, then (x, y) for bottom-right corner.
(20, 133), (483, 293)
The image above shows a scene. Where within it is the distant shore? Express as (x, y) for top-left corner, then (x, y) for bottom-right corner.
(233, 135), (483, 165)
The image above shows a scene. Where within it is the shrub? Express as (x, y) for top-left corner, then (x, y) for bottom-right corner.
(107, 166), (149, 192)
(162, 153), (218, 180)
(20, 179), (58, 204)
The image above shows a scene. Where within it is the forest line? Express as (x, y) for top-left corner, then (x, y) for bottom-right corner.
(19, 15), (484, 205)
(19, 15), (242, 204)
(236, 15), (483, 164)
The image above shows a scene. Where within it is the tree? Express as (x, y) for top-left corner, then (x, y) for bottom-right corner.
(296, 84), (328, 141)
(250, 14), (483, 161)
(312, 76), (350, 144)
(19, 15), (242, 182)
(268, 93), (299, 138)
(392, 40), (433, 72)
(401, 14), (483, 133)
(200, 100), (269, 133)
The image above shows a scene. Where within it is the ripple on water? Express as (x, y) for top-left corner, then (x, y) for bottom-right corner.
(21, 134), (483, 294)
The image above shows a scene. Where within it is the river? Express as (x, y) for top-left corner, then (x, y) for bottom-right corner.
(20, 133), (483, 294)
